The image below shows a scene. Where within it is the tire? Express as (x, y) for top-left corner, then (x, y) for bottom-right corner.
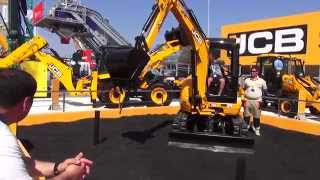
(98, 80), (128, 106)
(279, 99), (297, 117)
(146, 83), (172, 106)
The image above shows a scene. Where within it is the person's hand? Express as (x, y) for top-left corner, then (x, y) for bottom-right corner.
(56, 152), (93, 177)
(58, 163), (86, 180)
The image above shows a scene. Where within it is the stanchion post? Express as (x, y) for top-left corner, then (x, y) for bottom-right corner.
(235, 157), (246, 180)
(51, 79), (61, 110)
(93, 110), (100, 146)
(277, 98), (280, 116)
(62, 91), (66, 112)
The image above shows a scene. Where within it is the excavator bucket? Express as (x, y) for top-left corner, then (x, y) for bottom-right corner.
(168, 131), (255, 154)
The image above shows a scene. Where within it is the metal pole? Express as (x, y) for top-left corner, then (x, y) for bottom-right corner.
(235, 157), (246, 180)
(62, 91), (65, 112)
(207, 0), (210, 37)
(278, 98), (280, 117)
(93, 110), (100, 145)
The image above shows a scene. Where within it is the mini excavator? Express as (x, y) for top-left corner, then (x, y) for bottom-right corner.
(100, 0), (254, 153)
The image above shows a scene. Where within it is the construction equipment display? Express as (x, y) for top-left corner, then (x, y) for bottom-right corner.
(0, 35), (110, 98)
(221, 11), (320, 117)
(256, 55), (320, 117)
(99, 0), (253, 151)
(1, 0), (255, 150)
(34, 0), (183, 106)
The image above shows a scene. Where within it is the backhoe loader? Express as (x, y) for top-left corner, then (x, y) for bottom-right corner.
(0, 34), (181, 106)
(96, 39), (182, 107)
(34, 0), (184, 107)
(257, 54), (320, 117)
(99, 0), (254, 152)
(0, 35), (110, 98)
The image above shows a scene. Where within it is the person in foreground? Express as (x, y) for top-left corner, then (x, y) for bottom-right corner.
(0, 68), (93, 180)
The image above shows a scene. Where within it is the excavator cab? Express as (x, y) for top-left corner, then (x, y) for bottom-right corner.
(207, 38), (239, 103)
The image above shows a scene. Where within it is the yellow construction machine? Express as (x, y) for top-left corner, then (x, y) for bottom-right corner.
(97, 39), (182, 107)
(257, 54), (320, 117)
(100, 0), (254, 152)
(0, 34), (183, 106)
(0, 33), (8, 57)
(0, 35), (110, 99)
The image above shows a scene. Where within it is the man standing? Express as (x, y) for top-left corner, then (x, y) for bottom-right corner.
(242, 66), (267, 136)
(0, 68), (93, 179)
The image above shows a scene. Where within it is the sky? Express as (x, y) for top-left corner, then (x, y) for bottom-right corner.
(36, 0), (320, 57)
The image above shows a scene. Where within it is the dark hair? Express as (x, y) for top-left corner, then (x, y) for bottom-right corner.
(251, 66), (259, 72)
(0, 68), (37, 107)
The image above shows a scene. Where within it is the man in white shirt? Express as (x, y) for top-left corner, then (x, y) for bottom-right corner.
(0, 68), (93, 180)
(242, 66), (267, 136)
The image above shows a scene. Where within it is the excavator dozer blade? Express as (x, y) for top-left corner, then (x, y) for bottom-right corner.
(168, 131), (255, 154)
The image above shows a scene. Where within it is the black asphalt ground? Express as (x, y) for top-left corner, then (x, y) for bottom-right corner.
(19, 115), (319, 180)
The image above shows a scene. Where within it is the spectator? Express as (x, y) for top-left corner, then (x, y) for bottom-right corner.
(242, 66), (267, 136)
(0, 68), (93, 179)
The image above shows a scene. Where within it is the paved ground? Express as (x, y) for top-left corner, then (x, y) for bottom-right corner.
(19, 115), (319, 180)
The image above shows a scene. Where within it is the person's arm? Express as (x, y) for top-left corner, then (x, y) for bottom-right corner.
(262, 79), (267, 91)
(23, 152), (93, 178)
(240, 78), (248, 107)
(23, 157), (56, 177)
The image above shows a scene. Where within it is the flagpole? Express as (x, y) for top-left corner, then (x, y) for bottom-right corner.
(207, 0), (210, 37)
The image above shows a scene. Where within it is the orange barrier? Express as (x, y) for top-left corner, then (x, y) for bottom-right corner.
(19, 106), (180, 126)
(19, 106), (320, 136)
(261, 116), (320, 136)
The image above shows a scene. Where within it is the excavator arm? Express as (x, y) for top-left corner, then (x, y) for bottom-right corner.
(139, 40), (182, 80)
(0, 36), (47, 67)
(139, 0), (210, 104)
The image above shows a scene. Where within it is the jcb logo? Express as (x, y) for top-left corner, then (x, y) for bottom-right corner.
(48, 64), (62, 78)
(192, 30), (203, 44)
(228, 25), (307, 55)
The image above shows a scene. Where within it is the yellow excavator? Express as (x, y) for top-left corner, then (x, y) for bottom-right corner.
(100, 0), (254, 151)
(257, 54), (320, 117)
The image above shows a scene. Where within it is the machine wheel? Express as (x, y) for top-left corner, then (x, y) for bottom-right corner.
(98, 80), (128, 106)
(279, 99), (297, 117)
(309, 107), (320, 115)
(147, 83), (172, 106)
